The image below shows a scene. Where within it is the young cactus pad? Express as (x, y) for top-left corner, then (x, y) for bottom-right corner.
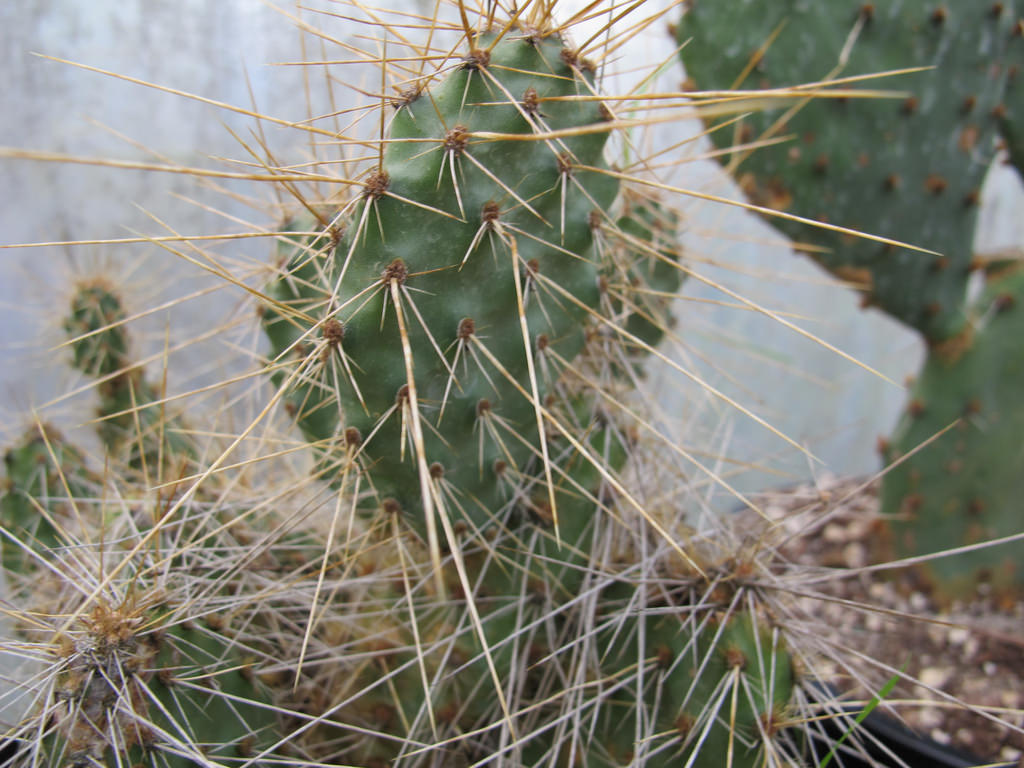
(63, 279), (191, 470)
(678, 0), (1024, 343)
(880, 267), (1024, 598)
(262, 28), (619, 528)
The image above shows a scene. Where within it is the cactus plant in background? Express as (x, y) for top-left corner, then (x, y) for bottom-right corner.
(63, 278), (194, 474)
(679, 0), (1024, 599)
(3, 0), (1023, 766)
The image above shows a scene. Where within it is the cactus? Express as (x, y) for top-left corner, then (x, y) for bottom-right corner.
(880, 265), (1024, 597)
(1, 428), (279, 766)
(63, 278), (192, 473)
(1, 423), (96, 577)
(262, 27), (619, 529)
(254, 12), (804, 766)
(20, 0), (1024, 765)
(678, 0), (1024, 598)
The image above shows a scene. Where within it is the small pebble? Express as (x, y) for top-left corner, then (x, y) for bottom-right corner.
(947, 627), (969, 645)
(931, 728), (952, 745)
(919, 667), (951, 689)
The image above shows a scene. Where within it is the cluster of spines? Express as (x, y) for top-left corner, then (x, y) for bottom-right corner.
(255, 18), (798, 768)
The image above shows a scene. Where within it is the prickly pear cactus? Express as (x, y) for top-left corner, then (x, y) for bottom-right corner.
(64, 279), (191, 470)
(881, 266), (1024, 598)
(262, 29), (618, 529)
(256, 15), (799, 766)
(679, 0), (1024, 598)
(679, 0), (1023, 343)
(1, 423), (95, 575)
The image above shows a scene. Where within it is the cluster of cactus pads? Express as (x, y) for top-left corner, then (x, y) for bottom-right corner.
(679, 0), (1024, 599)
(0, 5), (822, 766)
(8, 0), (1024, 765)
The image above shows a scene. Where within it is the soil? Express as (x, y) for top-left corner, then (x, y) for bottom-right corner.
(750, 475), (1024, 766)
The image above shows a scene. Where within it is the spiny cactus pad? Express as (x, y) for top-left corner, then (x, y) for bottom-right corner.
(263, 30), (619, 529)
(1, 424), (95, 574)
(880, 267), (1024, 598)
(64, 280), (191, 470)
(679, 0), (1024, 342)
(38, 609), (274, 768)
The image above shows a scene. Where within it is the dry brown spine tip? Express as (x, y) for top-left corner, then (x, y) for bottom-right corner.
(908, 398), (926, 417)
(457, 316), (475, 339)
(344, 426), (362, 448)
(525, 258), (540, 275)
(588, 210), (603, 230)
(381, 498), (402, 516)
(963, 189), (981, 207)
(462, 48), (490, 70)
(556, 152), (573, 175)
(925, 174), (949, 194)
(930, 6), (947, 25)
(901, 96), (919, 115)
(535, 333), (549, 351)
(391, 86), (422, 109)
(521, 87), (540, 116)
(876, 436), (891, 456)
(382, 258), (408, 285)
(476, 398), (491, 415)
(559, 47), (594, 73)
(481, 200), (501, 223)
(724, 646), (747, 669)
(932, 255), (950, 271)
(994, 292), (1017, 312)
(883, 173), (902, 191)
(320, 317), (344, 346)
(675, 713), (696, 737)
(990, 2), (1005, 17)
(860, 3), (875, 21)
(363, 169), (390, 200)
(395, 384), (410, 405)
(443, 124), (470, 155)
(492, 459), (507, 476)
(961, 95), (977, 114)
(429, 461), (444, 479)
(991, 103), (1008, 120)
(812, 153), (829, 173)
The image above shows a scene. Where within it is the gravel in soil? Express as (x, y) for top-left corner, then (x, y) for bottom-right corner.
(747, 474), (1024, 765)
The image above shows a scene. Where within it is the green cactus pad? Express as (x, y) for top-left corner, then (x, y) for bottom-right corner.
(64, 279), (191, 469)
(880, 267), (1024, 598)
(1, 423), (95, 573)
(679, 1), (1023, 342)
(525, 606), (794, 767)
(262, 29), (620, 530)
(32, 610), (275, 768)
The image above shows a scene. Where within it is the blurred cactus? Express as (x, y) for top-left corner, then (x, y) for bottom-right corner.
(679, 0), (1024, 598)
(64, 279), (193, 473)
